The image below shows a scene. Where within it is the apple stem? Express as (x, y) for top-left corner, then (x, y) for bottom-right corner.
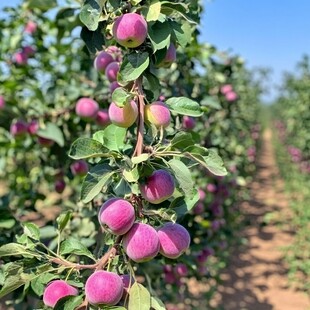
(133, 77), (145, 157)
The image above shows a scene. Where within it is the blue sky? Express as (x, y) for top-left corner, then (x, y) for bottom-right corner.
(200, 0), (310, 101)
(2, 0), (310, 101)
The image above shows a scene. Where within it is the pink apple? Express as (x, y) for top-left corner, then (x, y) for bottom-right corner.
(98, 198), (135, 235)
(110, 81), (121, 93)
(220, 84), (233, 95)
(85, 271), (123, 306)
(55, 179), (66, 194)
(182, 116), (196, 130)
(94, 51), (114, 73)
(112, 13), (148, 48)
(95, 109), (111, 127)
(0, 96), (5, 109)
(157, 222), (190, 259)
(75, 97), (99, 119)
(105, 62), (120, 82)
(144, 101), (171, 128)
(10, 120), (28, 137)
(122, 223), (160, 262)
(24, 21), (37, 34)
(27, 120), (39, 135)
(158, 43), (177, 67)
(22, 46), (35, 57)
(70, 160), (88, 176)
(225, 91), (238, 102)
(139, 169), (175, 204)
(43, 280), (78, 308)
(108, 100), (138, 128)
(14, 52), (28, 65)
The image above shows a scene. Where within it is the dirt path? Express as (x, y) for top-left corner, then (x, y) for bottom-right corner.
(213, 129), (310, 310)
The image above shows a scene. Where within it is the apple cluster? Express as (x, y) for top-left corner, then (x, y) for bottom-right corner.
(220, 84), (238, 102)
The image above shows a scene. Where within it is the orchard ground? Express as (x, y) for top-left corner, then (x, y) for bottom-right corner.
(211, 130), (310, 310)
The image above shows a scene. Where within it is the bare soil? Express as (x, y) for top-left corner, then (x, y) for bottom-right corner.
(212, 130), (310, 310)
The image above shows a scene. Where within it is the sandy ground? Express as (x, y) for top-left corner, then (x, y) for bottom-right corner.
(212, 130), (310, 310)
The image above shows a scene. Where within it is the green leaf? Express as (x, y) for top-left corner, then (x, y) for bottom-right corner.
(146, 0), (161, 22)
(166, 97), (203, 117)
(123, 167), (139, 182)
(57, 211), (72, 232)
(170, 189), (199, 218)
(60, 238), (94, 260)
(81, 163), (115, 203)
(0, 218), (15, 229)
(81, 25), (105, 54)
(128, 283), (151, 310)
(93, 125), (127, 152)
(148, 21), (171, 51)
(54, 295), (83, 310)
(69, 138), (110, 160)
(0, 273), (25, 299)
(151, 296), (166, 310)
(31, 273), (59, 296)
(203, 149), (227, 176)
(161, 2), (196, 24)
(26, 0), (56, 11)
(168, 159), (193, 196)
(119, 52), (150, 83)
(169, 20), (192, 48)
(112, 88), (133, 107)
(143, 72), (161, 102)
(170, 132), (194, 150)
(79, 0), (102, 31)
(131, 153), (150, 164)
(0, 243), (30, 257)
(23, 223), (40, 241)
(37, 122), (64, 147)
(201, 96), (222, 110)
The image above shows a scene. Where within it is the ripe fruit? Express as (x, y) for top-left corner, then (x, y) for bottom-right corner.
(95, 109), (111, 127)
(85, 271), (123, 306)
(24, 21), (37, 34)
(43, 280), (78, 308)
(38, 136), (55, 147)
(220, 84), (233, 95)
(182, 116), (196, 130)
(10, 120), (28, 137)
(14, 52), (28, 65)
(98, 198), (135, 235)
(110, 81), (121, 93)
(158, 43), (176, 67)
(175, 263), (188, 277)
(55, 179), (66, 194)
(27, 120), (39, 135)
(144, 101), (171, 128)
(123, 223), (160, 262)
(105, 62), (120, 82)
(120, 274), (135, 298)
(70, 160), (88, 176)
(94, 51), (114, 73)
(157, 222), (190, 259)
(108, 100), (138, 128)
(193, 202), (204, 215)
(0, 96), (5, 109)
(106, 45), (122, 62)
(112, 13), (147, 48)
(139, 169), (175, 204)
(22, 46), (35, 57)
(225, 91), (238, 102)
(75, 97), (99, 119)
